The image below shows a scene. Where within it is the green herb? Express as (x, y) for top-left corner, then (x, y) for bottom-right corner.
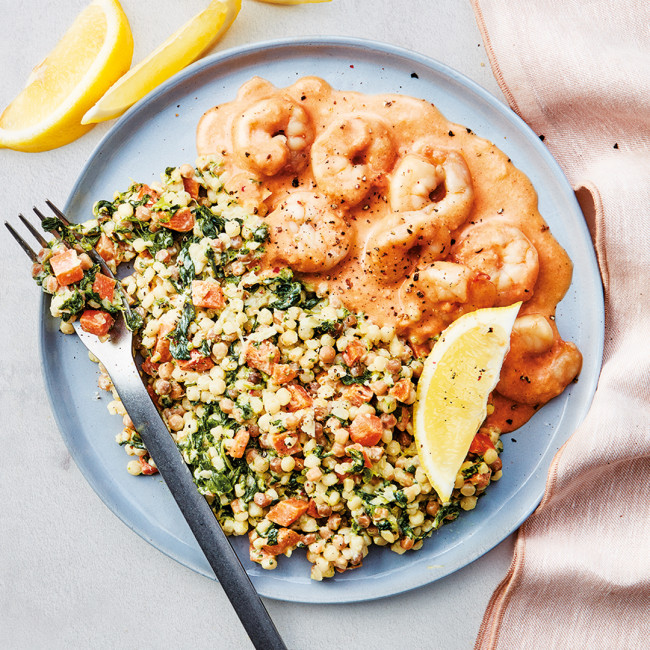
(340, 370), (372, 385)
(59, 290), (85, 320)
(394, 490), (408, 507)
(199, 339), (212, 357)
(93, 200), (116, 217)
(313, 320), (339, 336)
(176, 243), (196, 288)
(433, 502), (460, 529)
(347, 448), (366, 473)
(252, 223), (269, 243)
(168, 298), (195, 360)
(238, 401), (254, 421)
(270, 281), (302, 310)
(266, 526), (279, 546)
(194, 206), (225, 239)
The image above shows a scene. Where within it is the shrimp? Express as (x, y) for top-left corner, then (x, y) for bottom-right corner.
(497, 314), (583, 405)
(233, 95), (314, 177)
(310, 114), (396, 206)
(223, 172), (270, 215)
(389, 150), (474, 231)
(451, 220), (539, 306)
(265, 191), (351, 273)
(363, 150), (473, 282)
(398, 261), (497, 335)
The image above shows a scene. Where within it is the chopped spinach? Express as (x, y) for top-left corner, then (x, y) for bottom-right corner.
(347, 448), (366, 473)
(340, 369), (372, 385)
(194, 206), (225, 239)
(252, 223), (269, 243)
(93, 200), (116, 217)
(270, 281), (302, 310)
(168, 298), (195, 360)
(59, 290), (85, 320)
(176, 243), (196, 288)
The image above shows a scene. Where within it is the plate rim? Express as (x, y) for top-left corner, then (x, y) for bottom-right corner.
(39, 35), (604, 603)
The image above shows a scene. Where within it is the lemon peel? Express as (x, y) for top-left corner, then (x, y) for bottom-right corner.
(413, 303), (521, 503)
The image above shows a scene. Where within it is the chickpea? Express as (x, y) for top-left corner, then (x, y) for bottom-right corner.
(154, 379), (171, 395)
(319, 346), (336, 364)
(158, 362), (174, 380)
(167, 414), (184, 431)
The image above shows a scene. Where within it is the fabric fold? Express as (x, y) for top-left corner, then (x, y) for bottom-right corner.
(471, 1), (650, 647)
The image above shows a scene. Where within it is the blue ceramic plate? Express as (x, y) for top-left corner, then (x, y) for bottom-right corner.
(40, 37), (604, 603)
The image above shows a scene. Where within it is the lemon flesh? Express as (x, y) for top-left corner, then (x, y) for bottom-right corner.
(82, 0), (241, 124)
(0, 0), (133, 152)
(413, 303), (521, 503)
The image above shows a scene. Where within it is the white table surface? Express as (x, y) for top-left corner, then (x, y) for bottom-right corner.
(0, 1), (515, 648)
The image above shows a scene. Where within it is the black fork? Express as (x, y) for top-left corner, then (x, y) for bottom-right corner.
(6, 203), (288, 650)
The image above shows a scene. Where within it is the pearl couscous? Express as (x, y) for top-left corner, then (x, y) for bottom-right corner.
(35, 157), (504, 580)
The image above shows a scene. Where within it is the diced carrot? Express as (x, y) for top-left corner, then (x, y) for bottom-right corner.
(177, 349), (214, 372)
(154, 337), (172, 363)
(349, 413), (384, 446)
(79, 309), (114, 336)
(269, 432), (301, 456)
(245, 340), (280, 376)
(343, 340), (366, 366)
(267, 498), (310, 526)
(138, 456), (158, 475)
(396, 406), (410, 432)
(191, 279), (225, 309)
(146, 383), (161, 407)
(92, 272), (116, 302)
(136, 184), (160, 206)
(471, 472), (491, 490)
(228, 429), (250, 459)
(49, 248), (84, 286)
(286, 384), (312, 412)
(408, 340), (432, 359)
(262, 528), (302, 556)
(182, 176), (200, 199)
(469, 431), (495, 454)
(159, 207), (195, 232)
(342, 384), (373, 407)
(271, 363), (299, 384)
(389, 378), (411, 402)
(153, 317), (176, 363)
(141, 357), (158, 376)
(345, 442), (372, 468)
(95, 233), (117, 263)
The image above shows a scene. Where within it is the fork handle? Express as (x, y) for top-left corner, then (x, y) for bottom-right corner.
(105, 360), (287, 650)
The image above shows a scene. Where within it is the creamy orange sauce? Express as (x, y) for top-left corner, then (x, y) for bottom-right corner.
(196, 77), (581, 426)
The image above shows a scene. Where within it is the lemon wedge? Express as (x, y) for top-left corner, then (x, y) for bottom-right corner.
(0, 0), (133, 152)
(413, 303), (521, 503)
(82, 0), (241, 124)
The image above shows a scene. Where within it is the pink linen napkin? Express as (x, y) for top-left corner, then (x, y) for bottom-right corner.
(470, 1), (650, 647)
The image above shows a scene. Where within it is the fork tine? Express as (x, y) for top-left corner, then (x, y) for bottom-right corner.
(18, 214), (49, 248)
(45, 199), (72, 226)
(33, 206), (62, 240)
(5, 222), (38, 262)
